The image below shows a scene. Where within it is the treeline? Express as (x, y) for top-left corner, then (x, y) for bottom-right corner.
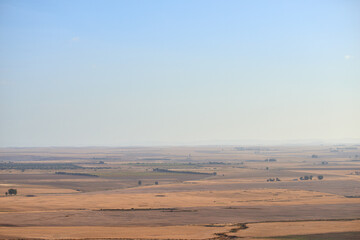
(55, 172), (98, 177)
(0, 162), (83, 170)
(208, 161), (226, 165)
(265, 158), (277, 162)
(153, 168), (216, 175)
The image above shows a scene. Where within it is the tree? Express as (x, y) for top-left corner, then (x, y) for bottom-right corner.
(155, 181), (158, 185)
(138, 180), (142, 186)
(5, 192), (8, 196)
(8, 189), (17, 195)
(317, 175), (324, 180)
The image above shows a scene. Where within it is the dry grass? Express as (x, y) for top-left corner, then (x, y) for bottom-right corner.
(1, 145), (359, 239)
(230, 220), (360, 238)
(0, 187), (358, 213)
(0, 225), (233, 239)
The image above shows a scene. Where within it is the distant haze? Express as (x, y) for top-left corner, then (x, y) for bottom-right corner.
(0, 0), (359, 147)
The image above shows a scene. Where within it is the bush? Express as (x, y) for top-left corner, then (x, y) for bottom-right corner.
(8, 189), (17, 195)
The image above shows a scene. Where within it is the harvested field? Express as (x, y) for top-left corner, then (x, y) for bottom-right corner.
(0, 225), (233, 239)
(229, 219), (360, 239)
(0, 145), (359, 239)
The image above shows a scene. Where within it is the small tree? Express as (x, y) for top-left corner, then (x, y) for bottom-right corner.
(155, 181), (158, 185)
(5, 192), (8, 197)
(8, 189), (17, 195)
(317, 175), (324, 180)
(138, 180), (142, 186)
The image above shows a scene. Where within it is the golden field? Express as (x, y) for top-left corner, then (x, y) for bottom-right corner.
(0, 145), (359, 239)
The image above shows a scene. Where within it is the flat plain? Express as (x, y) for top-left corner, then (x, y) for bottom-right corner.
(0, 145), (359, 239)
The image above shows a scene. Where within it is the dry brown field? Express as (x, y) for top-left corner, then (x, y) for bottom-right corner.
(0, 145), (359, 239)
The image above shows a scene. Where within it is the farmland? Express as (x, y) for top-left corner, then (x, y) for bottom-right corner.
(0, 145), (359, 239)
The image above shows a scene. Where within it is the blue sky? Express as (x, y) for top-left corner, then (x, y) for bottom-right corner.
(0, 0), (359, 146)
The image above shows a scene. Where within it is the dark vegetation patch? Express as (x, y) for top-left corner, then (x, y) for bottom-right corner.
(229, 223), (248, 233)
(162, 209), (197, 212)
(204, 224), (228, 227)
(224, 207), (261, 210)
(153, 168), (216, 175)
(55, 172), (99, 177)
(0, 224), (18, 227)
(0, 162), (83, 170)
(208, 162), (227, 165)
(97, 208), (177, 211)
(213, 232), (238, 239)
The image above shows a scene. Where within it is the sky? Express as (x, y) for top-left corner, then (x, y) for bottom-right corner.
(0, 0), (359, 147)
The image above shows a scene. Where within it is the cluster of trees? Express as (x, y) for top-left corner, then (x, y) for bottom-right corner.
(264, 158), (277, 162)
(299, 175), (324, 180)
(138, 180), (159, 186)
(300, 175), (313, 180)
(5, 188), (17, 196)
(267, 178), (280, 182)
(208, 161), (225, 165)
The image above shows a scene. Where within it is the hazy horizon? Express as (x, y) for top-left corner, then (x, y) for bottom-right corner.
(1, 137), (360, 148)
(1, 0), (359, 147)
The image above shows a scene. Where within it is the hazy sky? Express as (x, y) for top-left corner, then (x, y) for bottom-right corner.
(1, 0), (359, 147)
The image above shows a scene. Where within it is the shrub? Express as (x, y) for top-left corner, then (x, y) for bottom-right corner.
(8, 189), (17, 195)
